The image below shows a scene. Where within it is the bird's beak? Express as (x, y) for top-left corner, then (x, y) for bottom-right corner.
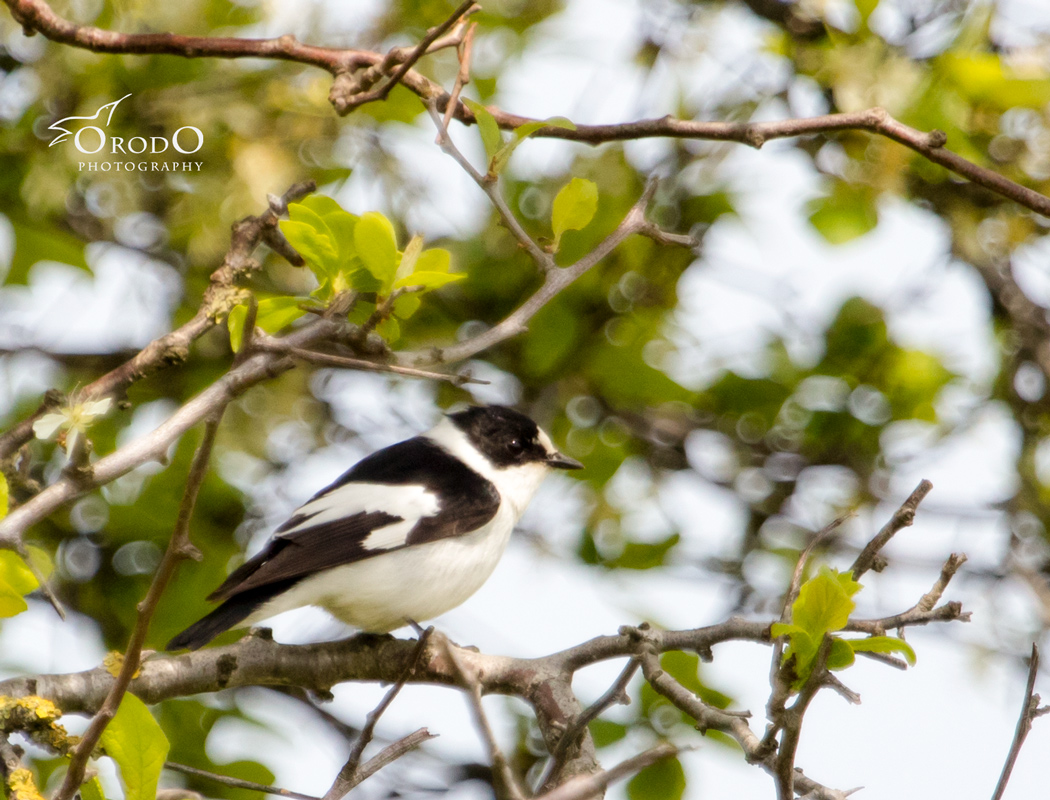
(546, 451), (584, 470)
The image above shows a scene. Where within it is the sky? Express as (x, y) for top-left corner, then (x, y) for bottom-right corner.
(2, 0), (1050, 798)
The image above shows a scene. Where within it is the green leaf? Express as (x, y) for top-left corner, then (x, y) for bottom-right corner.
(589, 719), (627, 748)
(81, 777), (107, 800)
(377, 316), (400, 342)
(544, 116), (577, 130)
(827, 637), (857, 671)
(0, 472), (7, 519)
(551, 177), (599, 249)
(848, 635), (917, 665)
(393, 271), (465, 291)
(395, 234), (424, 283)
(604, 533), (680, 570)
(255, 297), (306, 334)
(463, 98), (503, 158)
(227, 304), (248, 354)
(792, 567), (859, 638)
(354, 212), (399, 290)
(416, 248), (451, 273)
(627, 756), (685, 800)
(101, 694), (170, 800)
(0, 583), (27, 617)
(0, 550), (40, 596)
(279, 219), (339, 280)
(808, 181), (878, 244)
(299, 195), (344, 217)
(392, 293), (421, 319)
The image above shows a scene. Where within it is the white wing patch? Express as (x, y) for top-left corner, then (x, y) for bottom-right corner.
(278, 482), (440, 540)
(361, 518), (419, 551)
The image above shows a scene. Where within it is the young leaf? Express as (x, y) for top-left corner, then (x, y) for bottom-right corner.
(0, 550), (40, 596)
(827, 637), (857, 671)
(278, 219), (339, 280)
(551, 177), (598, 249)
(354, 212), (399, 290)
(227, 304), (248, 354)
(848, 635), (917, 665)
(0, 582), (26, 617)
(0, 472), (7, 519)
(299, 195), (345, 217)
(101, 693), (170, 800)
(81, 777), (107, 800)
(416, 248), (451, 273)
(395, 234), (424, 283)
(791, 566), (858, 640)
(255, 297), (307, 334)
(489, 116), (579, 174)
(392, 293), (422, 319)
(392, 271), (465, 291)
(463, 98), (503, 158)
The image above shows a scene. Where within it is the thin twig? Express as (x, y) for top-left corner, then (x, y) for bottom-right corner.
(426, 99), (557, 272)
(165, 762), (318, 800)
(851, 480), (933, 579)
(442, 21), (476, 131)
(0, 180), (313, 463)
(444, 638), (526, 800)
(538, 657), (640, 791)
(774, 635), (832, 800)
(765, 514), (852, 752)
(254, 341), (487, 386)
(991, 643), (1050, 800)
(54, 412), (222, 800)
(9, 0), (1050, 216)
(534, 743), (679, 800)
(347, 728), (435, 789)
(329, 0), (477, 114)
(321, 629), (433, 800)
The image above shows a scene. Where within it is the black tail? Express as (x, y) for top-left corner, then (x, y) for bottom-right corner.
(166, 581), (295, 651)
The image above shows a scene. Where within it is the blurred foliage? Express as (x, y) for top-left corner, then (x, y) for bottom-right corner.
(2, 0), (1050, 796)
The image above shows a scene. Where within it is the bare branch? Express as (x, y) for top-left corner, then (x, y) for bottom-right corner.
(254, 340), (487, 386)
(991, 643), (1050, 800)
(0, 180), (315, 463)
(851, 480), (933, 579)
(442, 21), (477, 131)
(330, 1), (478, 114)
(538, 657), (640, 791)
(0, 315), (347, 550)
(55, 411), (221, 800)
(844, 553), (970, 636)
(444, 636), (526, 800)
(321, 629), (433, 800)
(534, 743), (679, 800)
(426, 100), (556, 273)
(7, 0), (1050, 217)
(164, 762), (317, 800)
(400, 177), (692, 367)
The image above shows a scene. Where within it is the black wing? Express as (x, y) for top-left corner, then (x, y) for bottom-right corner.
(209, 436), (500, 600)
(168, 436), (500, 651)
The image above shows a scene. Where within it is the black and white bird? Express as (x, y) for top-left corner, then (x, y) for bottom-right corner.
(167, 405), (582, 650)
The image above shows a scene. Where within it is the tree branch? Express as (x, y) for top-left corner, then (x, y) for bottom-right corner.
(7, 0), (1050, 217)
(321, 629), (433, 800)
(55, 411), (223, 800)
(851, 479), (933, 579)
(990, 643), (1049, 800)
(0, 180), (315, 463)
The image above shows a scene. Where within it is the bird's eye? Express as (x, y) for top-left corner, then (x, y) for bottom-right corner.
(508, 438), (524, 455)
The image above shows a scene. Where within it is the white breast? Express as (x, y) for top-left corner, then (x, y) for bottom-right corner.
(244, 501), (517, 632)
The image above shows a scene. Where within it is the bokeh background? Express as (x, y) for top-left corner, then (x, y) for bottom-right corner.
(3, 0), (1050, 797)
